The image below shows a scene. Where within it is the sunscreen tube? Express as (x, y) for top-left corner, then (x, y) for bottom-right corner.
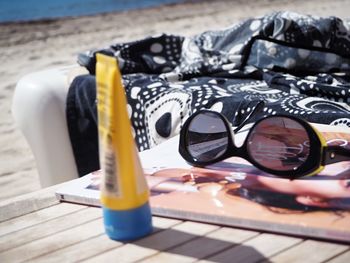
(96, 53), (152, 241)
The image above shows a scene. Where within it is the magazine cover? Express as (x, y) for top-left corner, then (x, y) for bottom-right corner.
(56, 124), (350, 242)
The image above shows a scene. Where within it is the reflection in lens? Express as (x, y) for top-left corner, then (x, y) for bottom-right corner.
(187, 112), (229, 162)
(247, 117), (310, 171)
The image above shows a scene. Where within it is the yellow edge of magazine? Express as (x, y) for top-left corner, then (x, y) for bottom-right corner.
(96, 53), (152, 241)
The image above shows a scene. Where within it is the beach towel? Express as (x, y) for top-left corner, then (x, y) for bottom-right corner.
(67, 11), (350, 176)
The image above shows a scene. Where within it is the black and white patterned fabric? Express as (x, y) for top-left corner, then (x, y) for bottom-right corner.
(78, 11), (350, 152)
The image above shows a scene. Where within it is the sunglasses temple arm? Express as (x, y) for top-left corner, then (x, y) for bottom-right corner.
(233, 101), (265, 133)
(322, 145), (350, 165)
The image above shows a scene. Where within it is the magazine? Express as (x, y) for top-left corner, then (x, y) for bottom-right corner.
(56, 123), (350, 242)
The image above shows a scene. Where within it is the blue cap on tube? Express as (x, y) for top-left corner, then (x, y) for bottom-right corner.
(102, 202), (153, 241)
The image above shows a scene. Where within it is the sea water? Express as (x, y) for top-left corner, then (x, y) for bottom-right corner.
(0, 0), (184, 23)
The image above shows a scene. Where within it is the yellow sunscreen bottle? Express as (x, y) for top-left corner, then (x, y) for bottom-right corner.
(96, 53), (152, 241)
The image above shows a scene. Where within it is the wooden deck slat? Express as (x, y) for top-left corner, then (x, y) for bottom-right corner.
(267, 240), (349, 263)
(170, 221), (219, 236)
(151, 216), (183, 229)
(143, 227), (261, 262)
(205, 227), (260, 244)
(83, 221), (220, 262)
(0, 218), (104, 263)
(134, 221), (220, 253)
(84, 243), (156, 263)
(0, 182), (65, 222)
(202, 233), (302, 263)
(0, 170), (40, 202)
(30, 217), (183, 263)
(31, 234), (122, 263)
(142, 233), (235, 263)
(0, 206), (101, 253)
(0, 203), (83, 236)
(326, 250), (350, 263)
(140, 251), (197, 263)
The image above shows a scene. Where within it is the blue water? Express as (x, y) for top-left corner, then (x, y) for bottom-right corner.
(0, 0), (184, 23)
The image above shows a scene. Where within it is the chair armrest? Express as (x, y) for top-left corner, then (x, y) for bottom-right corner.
(12, 65), (86, 187)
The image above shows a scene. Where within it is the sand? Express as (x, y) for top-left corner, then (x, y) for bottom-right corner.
(0, 0), (349, 201)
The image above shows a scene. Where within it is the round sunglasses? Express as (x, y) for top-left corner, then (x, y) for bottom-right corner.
(179, 110), (350, 179)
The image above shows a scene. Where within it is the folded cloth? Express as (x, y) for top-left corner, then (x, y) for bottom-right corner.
(67, 11), (350, 176)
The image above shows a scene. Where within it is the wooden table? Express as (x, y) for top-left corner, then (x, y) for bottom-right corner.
(1, 183), (349, 263)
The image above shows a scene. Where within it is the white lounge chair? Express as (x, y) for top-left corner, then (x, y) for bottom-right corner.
(12, 65), (87, 187)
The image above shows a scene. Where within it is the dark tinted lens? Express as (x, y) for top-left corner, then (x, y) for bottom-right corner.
(247, 116), (310, 171)
(186, 112), (229, 163)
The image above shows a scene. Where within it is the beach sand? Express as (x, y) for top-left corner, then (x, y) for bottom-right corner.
(0, 0), (349, 201)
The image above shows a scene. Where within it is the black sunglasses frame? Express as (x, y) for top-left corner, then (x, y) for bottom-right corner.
(179, 110), (325, 179)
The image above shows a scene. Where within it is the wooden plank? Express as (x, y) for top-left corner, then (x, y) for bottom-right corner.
(134, 221), (219, 252)
(142, 235), (232, 263)
(152, 216), (183, 229)
(31, 216), (183, 263)
(268, 240), (349, 263)
(31, 234), (122, 263)
(143, 227), (260, 262)
(0, 203), (84, 236)
(83, 243), (155, 263)
(206, 227), (260, 244)
(327, 250), (350, 263)
(138, 251), (195, 263)
(83, 221), (219, 262)
(0, 218), (104, 263)
(171, 221), (219, 236)
(203, 233), (302, 263)
(0, 170), (40, 202)
(0, 181), (68, 222)
(0, 206), (101, 252)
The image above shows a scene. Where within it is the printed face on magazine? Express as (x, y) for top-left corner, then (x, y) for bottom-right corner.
(151, 162), (350, 210)
(237, 166), (350, 209)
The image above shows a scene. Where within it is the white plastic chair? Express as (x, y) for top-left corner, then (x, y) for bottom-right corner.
(12, 65), (87, 187)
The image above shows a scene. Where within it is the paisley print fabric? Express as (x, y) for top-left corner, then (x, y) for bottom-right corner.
(68, 11), (350, 175)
